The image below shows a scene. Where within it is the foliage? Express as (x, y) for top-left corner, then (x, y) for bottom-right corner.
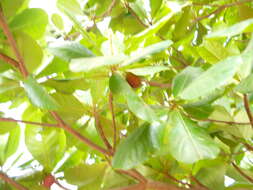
(1, 0), (253, 190)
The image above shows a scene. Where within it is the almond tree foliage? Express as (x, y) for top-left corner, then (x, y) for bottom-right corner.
(1, 0), (253, 189)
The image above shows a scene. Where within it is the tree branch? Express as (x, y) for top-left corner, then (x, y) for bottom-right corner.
(93, 0), (117, 20)
(93, 106), (113, 153)
(109, 92), (117, 151)
(50, 111), (112, 156)
(190, 176), (209, 190)
(0, 8), (28, 77)
(163, 172), (192, 187)
(0, 52), (19, 68)
(117, 169), (147, 184)
(124, 1), (148, 28)
(0, 117), (60, 128)
(0, 172), (28, 190)
(187, 114), (250, 125)
(144, 80), (171, 88)
(109, 183), (145, 190)
(193, 0), (253, 23)
(243, 94), (253, 129)
(232, 162), (253, 183)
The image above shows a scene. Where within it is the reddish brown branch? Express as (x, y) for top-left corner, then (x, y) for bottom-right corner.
(93, 0), (117, 20)
(0, 172), (28, 190)
(191, 176), (209, 190)
(109, 92), (117, 151)
(0, 8), (28, 77)
(124, 1), (148, 28)
(109, 183), (145, 190)
(93, 106), (113, 153)
(0, 117), (60, 128)
(50, 111), (112, 156)
(243, 142), (253, 151)
(144, 80), (171, 88)
(118, 169), (147, 184)
(194, 0), (253, 23)
(0, 53), (19, 68)
(243, 94), (253, 129)
(187, 114), (250, 125)
(163, 172), (192, 187)
(232, 162), (253, 183)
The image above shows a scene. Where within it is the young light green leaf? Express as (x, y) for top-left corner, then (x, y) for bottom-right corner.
(235, 74), (253, 93)
(169, 111), (220, 164)
(180, 55), (242, 100)
(172, 66), (203, 97)
(51, 13), (64, 30)
(10, 8), (48, 39)
(48, 42), (94, 62)
(206, 18), (253, 38)
(23, 76), (59, 110)
(112, 123), (165, 169)
(70, 55), (127, 72)
(109, 73), (158, 123)
(122, 40), (172, 66)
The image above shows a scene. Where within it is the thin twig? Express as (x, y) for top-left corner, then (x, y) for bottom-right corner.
(93, 0), (117, 20)
(0, 8), (28, 77)
(124, 1), (148, 28)
(144, 80), (171, 88)
(163, 172), (192, 187)
(109, 183), (145, 190)
(118, 169), (147, 184)
(54, 180), (70, 190)
(243, 94), (253, 129)
(187, 115), (250, 125)
(0, 53), (19, 68)
(50, 111), (112, 156)
(191, 176), (209, 190)
(93, 106), (113, 153)
(232, 162), (253, 183)
(109, 92), (117, 152)
(193, 0), (253, 23)
(243, 142), (253, 152)
(0, 172), (28, 190)
(0, 117), (60, 128)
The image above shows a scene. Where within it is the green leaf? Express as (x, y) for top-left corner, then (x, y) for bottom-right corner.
(70, 55), (127, 72)
(172, 66), (203, 97)
(169, 111), (220, 164)
(23, 76), (59, 110)
(179, 55), (242, 100)
(10, 8), (48, 39)
(57, 0), (83, 16)
(51, 13), (64, 30)
(206, 18), (253, 38)
(1, 0), (27, 19)
(48, 41), (94, 62)
(65, 163), (106, 189)
(109, 73), (158, 123)
(0, 118), (18, 134)
(112, 123), (165, 169)
(195, 160), (226, 190)
(122, 40), (173, 66)
(150, 0), (163, 17)
(235, 73), (253, 93)
(126, 65), (169, 76)
(0, 127), (20, 164)
(16, 32), (43, 73)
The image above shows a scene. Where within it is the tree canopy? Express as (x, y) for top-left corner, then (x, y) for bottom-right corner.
(0, 0), (253, 190)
